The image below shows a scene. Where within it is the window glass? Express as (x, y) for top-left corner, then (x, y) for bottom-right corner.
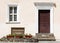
(14, 15), (17, 21)
(9, 6), (17, 22)
(14, 7), (17, 13)
(9, 15), (12, 21)
(9, 7), (13, 14)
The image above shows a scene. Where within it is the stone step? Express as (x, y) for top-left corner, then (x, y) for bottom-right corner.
(35, 33), (56, 41)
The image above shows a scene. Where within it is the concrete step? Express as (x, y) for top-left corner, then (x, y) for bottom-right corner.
(35, 33), (56, 41)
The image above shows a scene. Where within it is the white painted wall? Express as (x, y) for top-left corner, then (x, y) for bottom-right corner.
(0, 0), (60, 41)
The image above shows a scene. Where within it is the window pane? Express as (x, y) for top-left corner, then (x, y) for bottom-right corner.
(14, 7), (17, 13)
(14, 15), (17, 21)
(9, 7), (13, 13)
(9, 15), (12, 21)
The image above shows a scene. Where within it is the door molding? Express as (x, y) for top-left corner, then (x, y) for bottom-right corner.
(34, 3), (54, 33)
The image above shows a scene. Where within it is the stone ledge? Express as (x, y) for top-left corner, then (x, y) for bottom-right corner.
(35, 33), (56, 41)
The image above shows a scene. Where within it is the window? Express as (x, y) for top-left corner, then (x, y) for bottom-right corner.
(11, 27), (24, 35)
(9, 6), (17, 22)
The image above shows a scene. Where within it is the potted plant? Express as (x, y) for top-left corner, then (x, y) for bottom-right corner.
(25, 34), (32, 38)
(7, 34), (14, 38)
(25, 34), (28, 38)
(15, 34), (24, 38)
(15, 34), (20, 38)
(19, 34), (24, 38)
(28, 34), (32, 38)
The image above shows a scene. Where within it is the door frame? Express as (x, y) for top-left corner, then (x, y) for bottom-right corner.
(35, 3), (54, 33)
(37, 6), (54, 33)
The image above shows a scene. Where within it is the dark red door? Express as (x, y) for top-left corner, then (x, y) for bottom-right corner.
(38, 10), (50, 33)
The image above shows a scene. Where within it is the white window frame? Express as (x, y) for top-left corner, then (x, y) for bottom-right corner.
(9, 6), (17, 22)
(6, 4), (20, 24)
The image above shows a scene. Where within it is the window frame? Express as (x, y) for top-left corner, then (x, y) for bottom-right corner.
(9, 5), (17, 22)
(6, 4), (20, 24)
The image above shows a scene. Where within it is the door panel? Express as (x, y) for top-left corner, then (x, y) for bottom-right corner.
(38, 10), (50, 33)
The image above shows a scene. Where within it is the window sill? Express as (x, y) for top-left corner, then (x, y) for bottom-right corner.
(6, 22), (20, 24)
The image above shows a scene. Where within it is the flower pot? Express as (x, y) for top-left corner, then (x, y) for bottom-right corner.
(19, 36), (23, 38)
(16, 36), (20, 38)
(7, 36), (14, 38)
(25, 36), (32, 38)
(16, 36), (23, 38)
(28, 36), (32, 38)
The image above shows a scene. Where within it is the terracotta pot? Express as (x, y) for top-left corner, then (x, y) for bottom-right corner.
(25, 36), (32, 38)
(28, 36), (32, 38)
(7, 36), (14, 38)
(16, 36), (20, 38)
(19, 36), (23, 38)
(16, 36), (23, 38)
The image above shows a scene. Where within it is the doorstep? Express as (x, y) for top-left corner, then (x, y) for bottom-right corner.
(35, 33), (56, 41)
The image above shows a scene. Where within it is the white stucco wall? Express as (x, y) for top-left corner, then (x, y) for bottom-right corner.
(0, 0), (60, 41)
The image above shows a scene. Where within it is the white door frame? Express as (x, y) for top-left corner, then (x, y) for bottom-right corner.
(36, 6), (54, 33)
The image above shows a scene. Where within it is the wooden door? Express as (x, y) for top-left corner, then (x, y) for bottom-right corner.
(38, 10), (50, 33)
